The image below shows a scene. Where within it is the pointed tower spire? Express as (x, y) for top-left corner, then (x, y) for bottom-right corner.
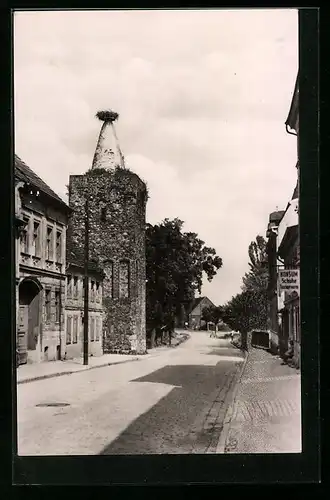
(92, 110), (125, 170)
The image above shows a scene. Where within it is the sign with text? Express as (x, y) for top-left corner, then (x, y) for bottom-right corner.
(278, 269), (300, 293)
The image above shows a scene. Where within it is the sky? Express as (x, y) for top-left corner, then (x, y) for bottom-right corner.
(14, 9), (299, 305)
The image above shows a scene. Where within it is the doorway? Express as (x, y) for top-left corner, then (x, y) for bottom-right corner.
(18, 278), (42, 365)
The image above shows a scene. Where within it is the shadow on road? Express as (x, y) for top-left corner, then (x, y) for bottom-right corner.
(100, 361), (238, 455)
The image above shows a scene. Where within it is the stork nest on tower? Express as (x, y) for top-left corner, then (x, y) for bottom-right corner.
(96, 110), (119, 122)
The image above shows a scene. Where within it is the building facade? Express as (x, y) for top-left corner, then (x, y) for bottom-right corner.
(281, 72), (300, 368)
(266, 210), (285, 354)
(188, 296), (215, 330)
(15, 155), (71, 365)
(64, 262), (104, 359)
(277, 192), (300, 366)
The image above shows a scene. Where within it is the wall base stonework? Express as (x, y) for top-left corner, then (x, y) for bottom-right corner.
(65, 341), (102, 360)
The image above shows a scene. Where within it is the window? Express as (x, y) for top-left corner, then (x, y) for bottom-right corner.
(91, 317), (95, 342)
(55, 290), (60, 323)
(100, 207), (107, 221)
(73, 276), (79, 298)
(91, 281), (95, 302)
(45, 289), (51, 322)
(95, 317), (100, 341)
(119, 260), (130, 298)
(20, 216), (30, 254)
(73, 316), (78, 343)
(66, 316), (72, 344)
(46, 226), (54, 260)
(56, 231), (62, 262)
(32, 221), (41, 257)
(104, 261), (113, 298)
(96, 282), (100, 302)
(67, 275), (72, 299)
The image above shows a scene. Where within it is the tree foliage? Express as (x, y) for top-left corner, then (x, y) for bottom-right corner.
(221, 235), (269, 346)
(242, 235), (268, 292)
(146, 218), (223, 340)
(201, 305), (224, 326)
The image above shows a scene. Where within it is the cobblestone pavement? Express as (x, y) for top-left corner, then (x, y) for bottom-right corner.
(222, 347), (301, 454)
(17, 331), (244, 455)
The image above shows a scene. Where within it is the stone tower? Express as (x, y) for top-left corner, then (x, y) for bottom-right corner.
(67, 110), (147, 354)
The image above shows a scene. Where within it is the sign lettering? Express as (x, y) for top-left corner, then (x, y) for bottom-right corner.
(278, 269), (300, 293)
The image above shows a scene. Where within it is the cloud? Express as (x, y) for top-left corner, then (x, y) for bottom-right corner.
(14, 9), (298, 304)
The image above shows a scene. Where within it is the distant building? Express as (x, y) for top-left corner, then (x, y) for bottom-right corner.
(188, 296), (215, 330)
(15, 155), (71, 365)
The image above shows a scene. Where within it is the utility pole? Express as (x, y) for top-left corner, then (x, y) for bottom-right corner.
(83, 196), (89, 365)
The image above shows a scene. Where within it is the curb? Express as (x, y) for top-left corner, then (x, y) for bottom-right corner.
(215, 348), (250, 453)
(18, 333), (191, 385)
(146, 333), (190, 353)
(17, 357), (141, 385)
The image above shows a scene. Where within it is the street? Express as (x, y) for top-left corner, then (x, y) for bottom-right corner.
(17, 331), (244, 455)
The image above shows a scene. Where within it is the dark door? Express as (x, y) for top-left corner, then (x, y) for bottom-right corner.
(28, 293), (40, 350)
(19, 278), (41, 361)
(17, 305), (28, 365)
(251, 330), (270, 349)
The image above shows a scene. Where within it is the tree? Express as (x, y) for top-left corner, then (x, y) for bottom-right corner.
(201, 305), (224, 328)
(221, 235), (269, 349)
(146, 218), (223, 345)
(242, 235), (268, 293)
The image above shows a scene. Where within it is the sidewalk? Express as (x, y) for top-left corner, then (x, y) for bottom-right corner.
(217, 346), (301, 454)
(16, 353), (142, 384)
(16, 331), (190, 384)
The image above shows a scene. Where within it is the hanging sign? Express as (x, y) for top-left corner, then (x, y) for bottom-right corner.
(278, 269), (300, 293)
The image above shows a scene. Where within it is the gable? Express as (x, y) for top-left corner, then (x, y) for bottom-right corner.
(190, 296), (215, 316)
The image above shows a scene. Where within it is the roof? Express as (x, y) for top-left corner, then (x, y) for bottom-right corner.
(291, 181), (299, 200)
(189, 296), (215, 314)
(15, 154), (70, 211)
(285, 72), (299, 131)
(269, 210), (285, 223)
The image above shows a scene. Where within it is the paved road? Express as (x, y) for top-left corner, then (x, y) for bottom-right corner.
(17, 331), (244, 455)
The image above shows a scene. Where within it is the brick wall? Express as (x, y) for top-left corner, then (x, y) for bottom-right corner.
(67, 167), (147, 354)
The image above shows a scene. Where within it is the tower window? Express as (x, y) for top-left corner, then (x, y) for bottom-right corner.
(119, 260), (130, 299)
(103, 261), (113, 299)
(100, 207), (107, 221)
